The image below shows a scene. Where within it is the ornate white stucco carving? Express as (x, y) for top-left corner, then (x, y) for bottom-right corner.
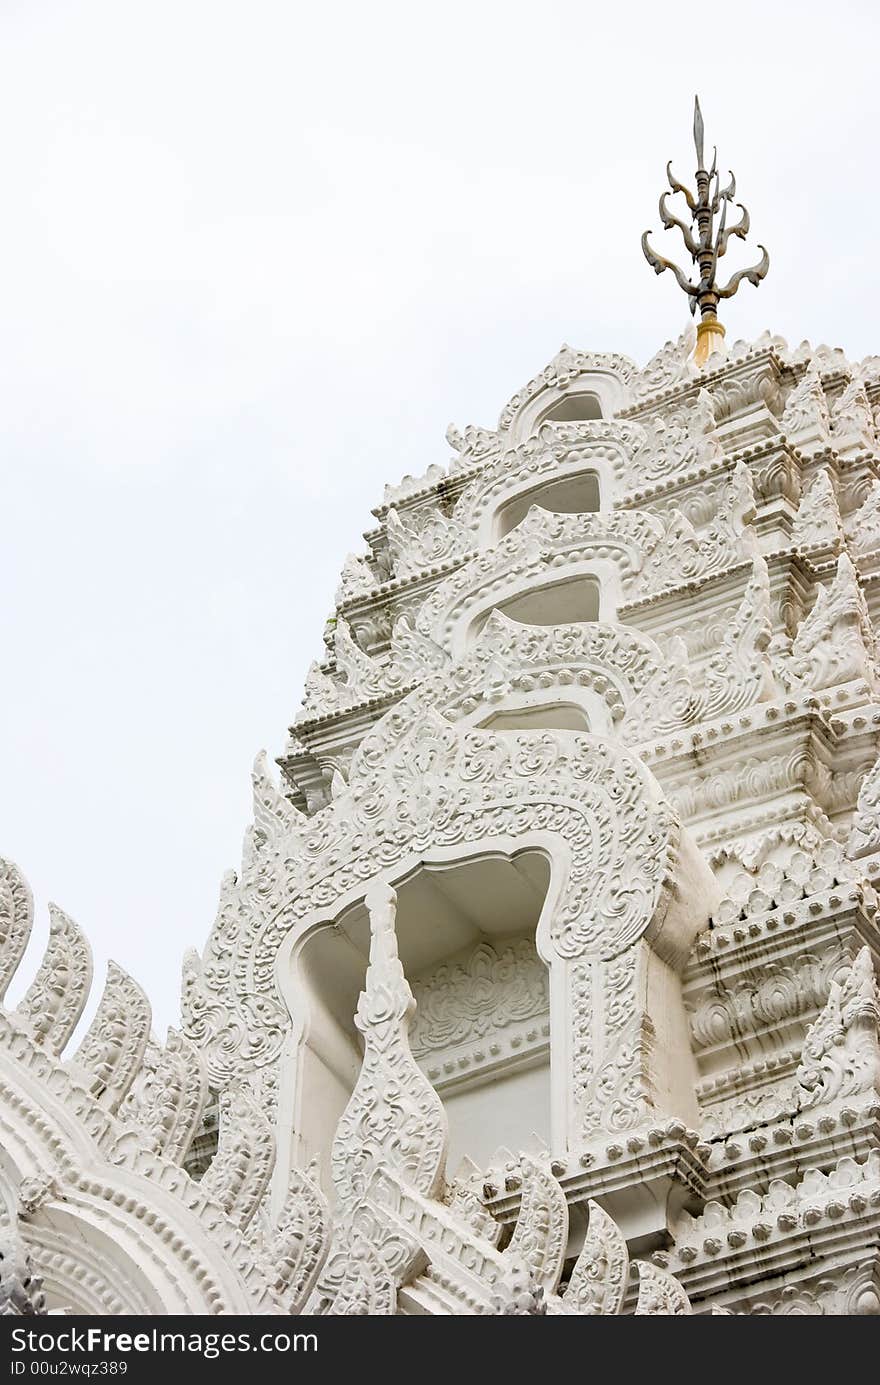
(627, 460), (757, 601)
(848, 480), (880, 561)
(791, 468), (844, 555)
(0, 871), (316, 1314)
(119, 1028), (208, 1163)
(795, 947), (880, 1113)
(5, 326), (880, 1316)
(632, 388), (721, 483)
(496, 345), (637, 436)
(560, 1199), (628, 1314)
(335, 552), (376, 606)
(780, 363), (832, 447)
(453, 420), (643, 537)
(848, 754), (880, 862)
(71, 962), (151, 1112)
(410, 937), (548, 1080)
(386, 506), (472, 580)
(789, 552), (877, 691)
(331, 882), (448, 1213)
(632, 326), (698, 399)
(832, 376), (876, 449)
(16, 905), (92, 1054)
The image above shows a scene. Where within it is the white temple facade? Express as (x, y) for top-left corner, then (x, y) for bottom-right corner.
(3, 324), (880, 1316)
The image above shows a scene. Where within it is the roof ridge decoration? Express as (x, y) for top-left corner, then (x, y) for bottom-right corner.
(0, 859), (320, 1314)
(642, 96), (769, 366)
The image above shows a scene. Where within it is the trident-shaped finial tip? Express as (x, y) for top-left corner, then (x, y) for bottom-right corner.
(642, 94), (770, 355)
(693, 94), (705, 170)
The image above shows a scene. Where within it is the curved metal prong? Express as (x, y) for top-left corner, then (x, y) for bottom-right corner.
(659, 191), (701, 256)
(711, 168), (736, 214)
(641, 231), (699, 297)
(716, 244), (770, 298)
(716, 202), (749, 257)
(705, 198), (726, 287)
(666, 161), (696, 212)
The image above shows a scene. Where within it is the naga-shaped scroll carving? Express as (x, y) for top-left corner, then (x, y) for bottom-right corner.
(562, 1199), (629, 1315)
(330, 880), (448, 1213)
(505, 1155), (569, 1296)
(72, 961), (151, 1111)
(0, 859), (34, 1002)
(16, 904), (92, 1054)
(201, 1084), (276, 1230)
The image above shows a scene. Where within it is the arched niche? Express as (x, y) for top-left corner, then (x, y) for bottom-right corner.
(452, 422), (644, 547)
(288, 848), (553, 1178)
(416, 515), (642, 659)
(225, 713), (715, 1205)
(536, 391), (602, 425)
(494, 471), (601, 542)
(505, 369), (630, 446)
(467, 573), (601, 648)
(476, 700), (592, 734)
(437, 618), (670, 746)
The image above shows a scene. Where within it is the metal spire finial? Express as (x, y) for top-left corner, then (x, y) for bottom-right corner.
(642, 96), (769, 365)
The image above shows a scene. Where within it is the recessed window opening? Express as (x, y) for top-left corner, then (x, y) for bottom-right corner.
(536, 392), (602, 425)
(469, 574), (600, 646)
(477, 701), (591, 734)
(496, 472), (600, 539)
(296, 852), (552, 1173)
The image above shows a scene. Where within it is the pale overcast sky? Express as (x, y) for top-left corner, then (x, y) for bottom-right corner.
(2, 1), (878, 1037)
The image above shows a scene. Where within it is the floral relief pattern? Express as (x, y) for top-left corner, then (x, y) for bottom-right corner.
(410, 939), (548, 1058)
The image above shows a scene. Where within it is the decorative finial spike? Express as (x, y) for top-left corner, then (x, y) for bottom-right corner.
(693, 95), (705, 171)
(642, 98), (769, 365)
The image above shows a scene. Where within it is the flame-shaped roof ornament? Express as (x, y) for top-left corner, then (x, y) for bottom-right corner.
(642, 96), (769, 365)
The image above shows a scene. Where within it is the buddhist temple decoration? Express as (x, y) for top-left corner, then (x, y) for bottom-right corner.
(7, 143), (880, 1315)
(642, 97), (769, 365)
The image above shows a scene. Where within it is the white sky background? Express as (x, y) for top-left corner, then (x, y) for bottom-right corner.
(2, 0), (879, 1038)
